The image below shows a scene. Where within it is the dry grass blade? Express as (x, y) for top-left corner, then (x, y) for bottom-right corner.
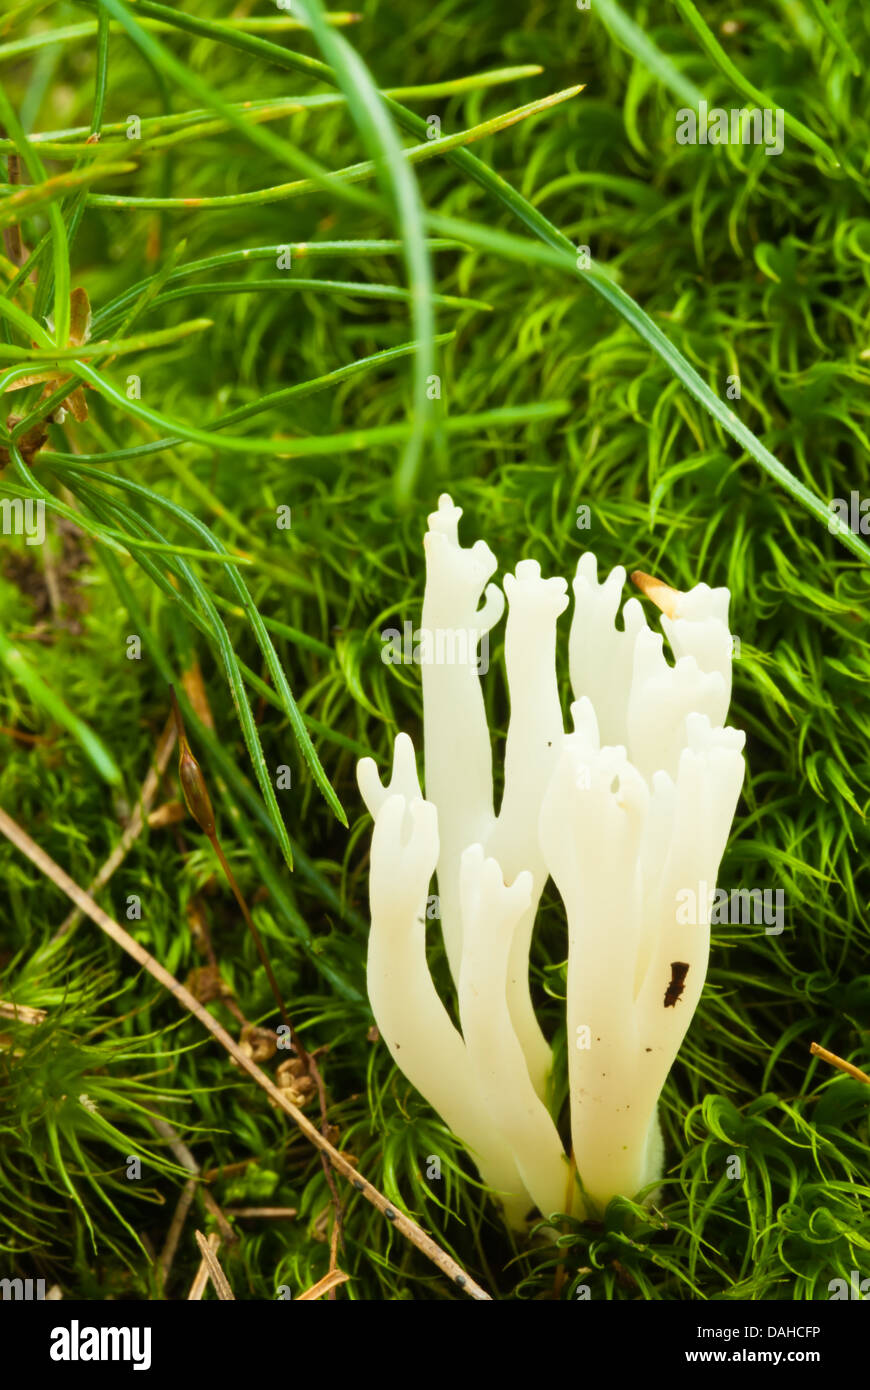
(0, 805), (493, 1301)
(224, 1207), (297, 1219)
(810, 1041), (870, 1085)
(0, 1000), (46, 1023)
(193, 1230), (235, 1300)
(296, 1268), (350, 1301)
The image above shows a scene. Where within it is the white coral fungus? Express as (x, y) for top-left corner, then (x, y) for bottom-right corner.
(357, 496), (745, 1226)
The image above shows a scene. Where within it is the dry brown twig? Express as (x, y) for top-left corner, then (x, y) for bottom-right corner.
(159, 1178), (197, 1292)
(193, 1230), (235, 1301)
(188, 1232), (220, 1301)
(0, 806), (492, 1301)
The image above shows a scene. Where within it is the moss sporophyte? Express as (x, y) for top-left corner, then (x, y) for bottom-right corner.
(357, 496), (745, 1227)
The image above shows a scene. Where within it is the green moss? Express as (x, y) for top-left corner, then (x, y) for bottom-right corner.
(0, 0), (868, 1299)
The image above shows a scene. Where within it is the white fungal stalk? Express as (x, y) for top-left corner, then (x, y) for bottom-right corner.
(358, 496), (745, 1226)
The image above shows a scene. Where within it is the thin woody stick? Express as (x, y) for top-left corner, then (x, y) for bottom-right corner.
(810, 1041), (870, 1085)
(151, 1117), (236, 1245)
(159, 1178), (197, 1291)
(0, 805), (492, 1301)
(188, 1232), (219, 1301)
(193, 1230), (235, 1301)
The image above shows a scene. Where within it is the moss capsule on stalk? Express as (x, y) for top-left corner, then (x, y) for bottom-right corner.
(170, 686), (215, 836)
